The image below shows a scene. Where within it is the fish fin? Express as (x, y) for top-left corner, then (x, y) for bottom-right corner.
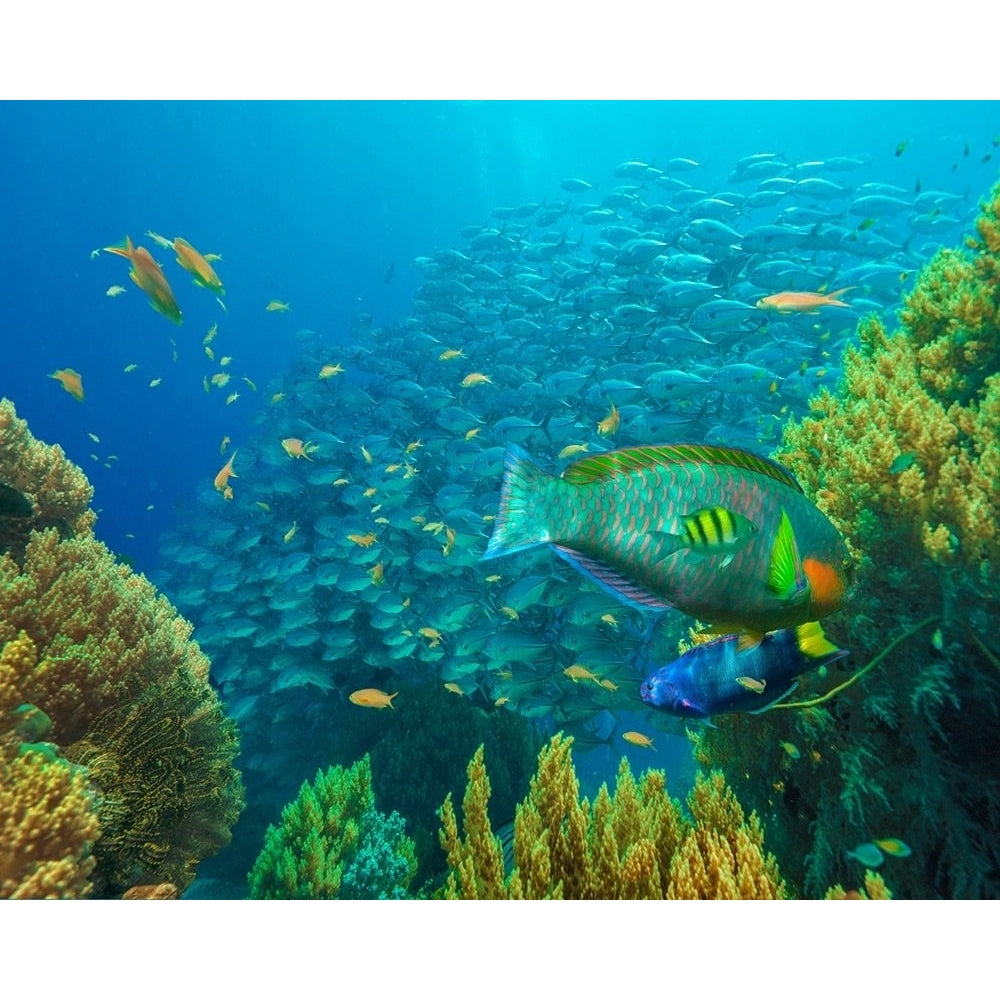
(481, 445), (554, 560)
(795, 621), (843, 659)
(551, 545), (672, 611)
(735, 630), (766, 653)
(102, 235), (134, 258)
(767, 509), (808, 600)
(562, 443), (803, 493)
(828, 286), (855, 301)
(748, 680), (799, 714)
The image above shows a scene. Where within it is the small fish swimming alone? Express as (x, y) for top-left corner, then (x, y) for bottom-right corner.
(482, 444), (853, 639)
(49, 368), (84, 401)
(639, 621), (849, 719)
(349, 688), (397, 709)
(266, 300), (291, 312)
(214, 450), (238, 494)
(173, 237), (224, 295)
(103, 236), (182, 324)
(755, 288), (854, 314)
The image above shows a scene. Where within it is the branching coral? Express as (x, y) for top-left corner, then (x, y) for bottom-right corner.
(693, 181), (1000, 899)
(0, 748), (101, 899)
(0, 397), (94, 549)
(439, 734), (787, 899)
(248, 755), (417, 899)
(0, 399), (243, 898)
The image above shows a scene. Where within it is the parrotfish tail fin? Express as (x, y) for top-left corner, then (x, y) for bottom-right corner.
(767, 509), (808, 602)
(795, 621), (850, 665)
(482, 445), (553, 560)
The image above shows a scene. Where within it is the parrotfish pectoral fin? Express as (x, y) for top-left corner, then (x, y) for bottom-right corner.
(482, 445), (554, 560)
(551, 545), (672, 611)
(748, 680), (799, 714)
(767, 509), (808, 601)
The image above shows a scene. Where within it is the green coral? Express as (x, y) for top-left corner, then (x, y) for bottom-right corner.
(248, 755), (417, 899)
(693, 180), (1000, 898)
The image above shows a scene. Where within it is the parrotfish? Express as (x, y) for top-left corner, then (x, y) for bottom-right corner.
(482, 443), (853, 639)
(103, 235), (182, 324)
(639, 621), (849, 719)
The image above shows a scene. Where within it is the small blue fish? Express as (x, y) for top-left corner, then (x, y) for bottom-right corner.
(639, 621), (849, 719)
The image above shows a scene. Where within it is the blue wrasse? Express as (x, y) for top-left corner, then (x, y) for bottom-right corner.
(482, 443), (853, 639)
(639, 621), (850, 719)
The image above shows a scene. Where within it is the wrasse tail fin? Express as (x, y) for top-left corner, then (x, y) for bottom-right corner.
(795, 621), (842, 659)
(481, 445), (553, 560)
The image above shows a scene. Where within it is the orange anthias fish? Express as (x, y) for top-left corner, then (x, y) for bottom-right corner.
(281, 437), (316, 460)
(349, 688), (397, 710)
(103, 236), (182, 324)
(755, 287), (854, 314)
(214, 450), (238, 493)
(173, 237), (224, 295)
(49, 368), (84, 401)
(623, 731), (656, 750)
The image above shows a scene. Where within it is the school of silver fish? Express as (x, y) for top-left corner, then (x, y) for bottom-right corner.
(152, 150), (982, 814)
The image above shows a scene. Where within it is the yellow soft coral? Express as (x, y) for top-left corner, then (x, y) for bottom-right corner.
(439, 734), (787, 899)
(0, 749), (101, 898)
(0, 399), (243, 897)
(0, 397), (94, 539)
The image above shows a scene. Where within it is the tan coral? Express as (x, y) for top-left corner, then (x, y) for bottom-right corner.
(440, 734), (787, 899)
(0, 748), (101, 899)
(0, 397), (94, 538)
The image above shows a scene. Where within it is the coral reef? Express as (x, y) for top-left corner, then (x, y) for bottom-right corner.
(439, 734), (787, 899)
(247, 755), (417, 899)
(0, 398), (243, 897)
(693, 181), (1000, 898)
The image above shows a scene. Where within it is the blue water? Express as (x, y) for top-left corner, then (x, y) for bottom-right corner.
(2, 100), (996, 573)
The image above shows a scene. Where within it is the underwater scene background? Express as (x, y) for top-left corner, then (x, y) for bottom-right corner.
(1, 100), (998, 900)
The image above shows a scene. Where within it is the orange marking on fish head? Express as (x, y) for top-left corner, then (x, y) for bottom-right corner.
(803, 557), (848, 616)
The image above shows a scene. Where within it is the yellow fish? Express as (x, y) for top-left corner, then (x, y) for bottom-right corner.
(214, 451), (237, 493)
(439, 348), (465, 361)
(266, 300), (291, 312)
(173, 236), (224, 295)
(623, 731), (656, 750)
(149, 377), (162, 388)
(347, 532), (377, 548)
(319, 363), (345, 378)
(282, 437), (316, 460)
(103, 235), (182, 324)
(558, 443), (589, 460)
(349, 688), (397, 710)
(225, 392), (240, 405)
(283, 521), (297, 544)
(597, 401), (620, 437)
(563, 664), (601, 683)
(105, 284), (126, 297)
(444, 682), (464, 696)
(49, 368), (84, 401)
(123, 363), (138, 373)
(461, 372), (492, 388)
